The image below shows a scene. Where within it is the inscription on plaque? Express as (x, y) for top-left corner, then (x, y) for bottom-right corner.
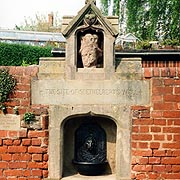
(32, 80), (150, 105)
(0, 114), (21, 130)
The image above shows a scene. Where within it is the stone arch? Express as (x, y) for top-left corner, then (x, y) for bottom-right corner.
(61, 112), (117, 177)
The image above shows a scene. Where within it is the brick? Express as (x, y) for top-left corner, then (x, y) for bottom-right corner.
(153, 119), (166, 125)
(9, 162), (27, 169)
(8, 146), (27, 153)
(0, 162), (8, 168)
(162, 173), (180, 179)
(43, 170), (48, 178)
(152, 87), (173, 95)
(139, 126), (149, 133)
(136, 173), (147, 179)
(1, 154), (12, 161)
(28, 146), (47, 154)
(153, 165), (165, 172)
(19, 130), (27, 138)
(144, 68), (152, 78)
(153, 68), (160, 77)
(150, 142), (160, 149)
(27, 178), (41, 180)
(153, 150), (166, 156)
(172, 165), (180, 172)
(138, 142), (148, 149)
(3, 139), (13, 145)
(31, 170), (43, 176)
(165, 164), (172, 172)
(0, 139), (2, 145)
(8, 131), (18, 138)
(167, 134), (172, 141)
(152, 79), (163, 86)
(0, 130), (7, 137)
(174, 87), (180, 94)
(20, 76), (31, 84)
(13, 140), (21, 145)
(151, 127), (161, 132)
(7, 178), (17, 180)
(172, 150), (180, 156)
(16, 84), (30, 91)
(132, 150), (152, 156)
(41, 115), (49, 130)
(133, 165), (152, 172)
(164, 111), (180, 118)
(161, 67), (170, 77)
(28, 162), (47, 169)
(164, 95), (180, 102)
(164, 79), (180, 86)
(43, 154), (48, 161)
(163, 142), (180, 149)
(32, 154), (43, 161)
(12, 154), (31, 161)
(14, 91), (30, 99)
(4, 170), (23, 176)
(28, 131), (48, 138)
(163, 127), (180, 133)
(148, 173), (160, 179)
(151, 111), (163, 118)
(133, 119), (153, 125)
(18, 178), (27, 180)
(174, 135), (180, 141)
(23, 170), (31, 177)
(22, 139), (31, 146)
(132, 134), (152, 141)
(162, 157), (180, 164)
(153, 102), (174, 110)
(149, 157), (161, 164)
(139, 157), (148, 165)
(32, 139), (41, 146)
(152, 95), (163, 102)
(0, 146), (7, 153)
(174, 119), (180, 125)
(20, 100), (30, 106)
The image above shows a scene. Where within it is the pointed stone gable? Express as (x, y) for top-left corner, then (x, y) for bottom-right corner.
(62, 0), (118, 38)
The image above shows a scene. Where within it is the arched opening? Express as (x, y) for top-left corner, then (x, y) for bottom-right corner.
(76, 29), (104, 68)
(62, 113), (117, 177)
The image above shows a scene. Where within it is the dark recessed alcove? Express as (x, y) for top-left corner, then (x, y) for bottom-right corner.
(76, 29), (104, 68)
(62, 114), (116, 177)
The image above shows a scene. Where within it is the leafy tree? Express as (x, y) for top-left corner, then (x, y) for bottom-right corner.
(100, 0), (180, 41)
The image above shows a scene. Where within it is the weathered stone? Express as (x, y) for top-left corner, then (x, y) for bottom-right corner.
(32, 79), (149, 105)
(0, 114), (21, 130)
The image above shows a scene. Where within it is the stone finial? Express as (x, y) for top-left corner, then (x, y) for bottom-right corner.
(85, 0), (96, 5)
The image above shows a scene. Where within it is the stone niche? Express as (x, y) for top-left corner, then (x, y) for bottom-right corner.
(31, 0), (150, 180)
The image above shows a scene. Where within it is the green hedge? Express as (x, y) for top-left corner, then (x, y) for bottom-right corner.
(0, 42), (52, 66)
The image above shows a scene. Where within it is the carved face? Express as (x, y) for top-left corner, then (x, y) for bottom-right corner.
(80, 33), (99, 68)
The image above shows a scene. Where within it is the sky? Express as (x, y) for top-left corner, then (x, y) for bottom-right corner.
(0, 0), (101, 29)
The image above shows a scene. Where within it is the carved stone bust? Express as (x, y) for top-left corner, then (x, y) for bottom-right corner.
(79, 33), (102, 68)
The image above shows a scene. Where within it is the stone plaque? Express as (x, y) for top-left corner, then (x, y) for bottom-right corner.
(32, 79), (150, 105)
(0, 114), (21, 130)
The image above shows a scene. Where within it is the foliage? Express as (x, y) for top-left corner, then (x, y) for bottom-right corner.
(0, 68), (16, 113)
(15, 12), (62, 32)
(162, 39), (180, 46)
(136, 41), (151, 50)
(0, 42), (52, 66)
(23, 112), (35, 124)
(100, 0), (180, 41)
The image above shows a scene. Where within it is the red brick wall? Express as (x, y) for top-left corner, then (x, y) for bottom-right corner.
(0, 66), (49, 180)
(131, 67), (180, 180)
(1, 65), (180, 179)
